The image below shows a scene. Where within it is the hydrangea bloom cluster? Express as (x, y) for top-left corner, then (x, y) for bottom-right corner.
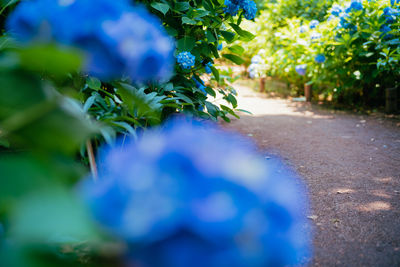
(248, 63), (257, 78)
(345, 0), (363, 13)
(224, 0), (258, 20)
(80, 117), (312, 267)
(331, 4), (343, 17)
(382, 6), (400, 24)
(338, 13), (351, 29)
(315, 54), (326, 64)
(248, 54), (263, 78)
(204, 62), (213, 74)
(242, 0), (257, 20)
(295, 64), (307, 76)
(6, 0), (174, 82)
(251, 55), (262, 64)
(309, 20), (319, 29)
(177, 51), (196, 70)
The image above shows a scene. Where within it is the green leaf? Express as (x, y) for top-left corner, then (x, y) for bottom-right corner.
(204, 86), (216, 97)
(9, 188), (99, 243)
(222, 54), (244, 65)
(220, 30), (236, 43)
(205, 101), (219, 117)
(86, 76), (101, 90)
(0, 137), (9, 148)
(229, 23), (255, 41)
(17, 45), (82, 77)
(225, 93), (237, 108)
(206, 30), (216, 42)
(228, 45), (244, 55)
(175, 2), (190, 11)
(210, 66), (220, 83)
(177, 36), (196, 51)
(236, 108), (252, 115)
(151, 2), (170, 15)
(165, 26), (178, 37)
(182, 17), (197, 24)
(194, 9), (210, 17)
(117, 83), (165, 123)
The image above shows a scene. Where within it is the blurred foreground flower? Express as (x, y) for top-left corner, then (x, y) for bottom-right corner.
(6, 0), (174, 82)
(81, 117), (312, 267)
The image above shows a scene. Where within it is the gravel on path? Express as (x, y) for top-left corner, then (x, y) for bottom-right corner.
(223, 84), (400, 266)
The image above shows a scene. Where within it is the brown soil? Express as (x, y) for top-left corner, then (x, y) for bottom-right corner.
(223, 84), (400, 266)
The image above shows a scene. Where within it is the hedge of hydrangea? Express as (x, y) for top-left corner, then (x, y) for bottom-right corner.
(242, 0), (400, 107)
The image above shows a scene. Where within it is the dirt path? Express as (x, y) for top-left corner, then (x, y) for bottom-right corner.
(223, 84), (400, 266)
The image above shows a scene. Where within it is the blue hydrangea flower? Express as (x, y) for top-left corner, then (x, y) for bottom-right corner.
(314, 54), (326, 64)
(217, 43), (223, 51)
(309, 20), (319, 29)
(383, 7), (400, 23)
(251, 55), (262, 64)
(345, 0), (363, 13)
(241, 0), (257, 20)
(331, 4), (343, 16)
(224, 0), (240, 16)
(204, 62), (213, 74)
(224, 0), (256, 20)
(177, 52), (196, 70)
(80, 117), (312, 267)
(295, 64), (307, 76)
(299, 25), (308, 33)
(6, 0), (175, 82)
(380, 25), (394, 39)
